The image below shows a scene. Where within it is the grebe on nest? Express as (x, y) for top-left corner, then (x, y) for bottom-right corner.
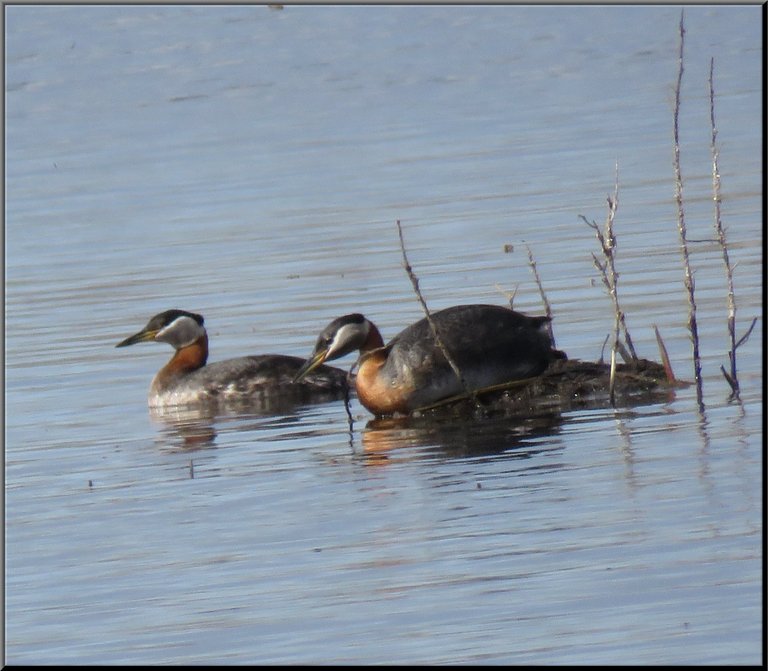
(117, 309), (348, 408)
(294, 304), (566, 416)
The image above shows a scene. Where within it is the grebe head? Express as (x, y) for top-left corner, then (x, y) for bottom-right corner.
(116, 309), (206, 350)
(293, 313), (371, 382)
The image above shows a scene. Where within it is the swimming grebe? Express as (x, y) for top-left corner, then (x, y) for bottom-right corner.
(294, 304), (566, 416)
(117, 309), (348, 408)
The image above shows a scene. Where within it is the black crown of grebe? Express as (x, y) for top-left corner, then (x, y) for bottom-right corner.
(117, 309), (348, 408)
(294, 303), (567, 416)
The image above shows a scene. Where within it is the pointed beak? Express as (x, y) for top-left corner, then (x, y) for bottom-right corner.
(293, 348), (329, 382)
(116, 327), (158, 348)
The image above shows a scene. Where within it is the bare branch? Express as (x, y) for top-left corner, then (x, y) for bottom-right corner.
(396, 220), (470, 397)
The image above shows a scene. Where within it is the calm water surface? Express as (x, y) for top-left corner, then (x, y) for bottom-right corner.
(5, 5), (762, 665)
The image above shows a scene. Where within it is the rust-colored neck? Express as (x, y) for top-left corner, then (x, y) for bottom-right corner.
(152, 334), (209, 392)
(361, 322), (385, 353)
(356, 347), (411, 416)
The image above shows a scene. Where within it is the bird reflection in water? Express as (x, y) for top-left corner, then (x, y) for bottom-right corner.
(149, 393), (347, 451)
(359, 412), (566, 461)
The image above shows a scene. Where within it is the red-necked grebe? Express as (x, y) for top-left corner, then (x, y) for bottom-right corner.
(117, 309), (348, 408)
(294, 304), (566, 416)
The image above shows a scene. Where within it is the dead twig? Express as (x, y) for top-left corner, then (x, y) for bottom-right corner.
(709, 57), (755, 400)
(343, 370), (356, 450)
(580, 162), (637, 372)
(579, 162), (639, 405)
(493, 282), (518, 308)
(396, 220), (471, 397)
(672, 10), (704, 410)
(525, 243), (556, 347)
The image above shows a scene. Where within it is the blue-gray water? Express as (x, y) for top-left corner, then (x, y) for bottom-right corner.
(5, 4), (762, 665)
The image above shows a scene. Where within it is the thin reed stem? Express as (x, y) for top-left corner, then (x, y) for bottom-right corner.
(672, 10), (704, 409)
(709, 57), (755, 400)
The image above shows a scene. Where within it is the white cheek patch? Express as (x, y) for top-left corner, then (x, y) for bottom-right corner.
(328, 321), (369, 358)
(156, 316), (204, 348)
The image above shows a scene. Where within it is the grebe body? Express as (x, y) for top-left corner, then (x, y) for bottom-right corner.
(295, 304), (566, 416)
(117, 309), (348, 408)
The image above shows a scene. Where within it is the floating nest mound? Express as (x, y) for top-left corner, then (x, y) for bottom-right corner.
(415, 358), (683, 418)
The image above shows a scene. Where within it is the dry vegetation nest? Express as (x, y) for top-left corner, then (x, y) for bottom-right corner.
(414, 358), (682, 419)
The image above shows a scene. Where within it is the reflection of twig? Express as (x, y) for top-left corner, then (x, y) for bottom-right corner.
(709, 57), (755, 401)
(396, 220), (470, 396)
(525, 243), (555, 347)
(672, 10), (704, 410)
